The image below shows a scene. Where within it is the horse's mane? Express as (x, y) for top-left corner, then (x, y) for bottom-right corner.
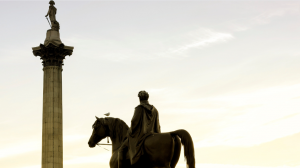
(94, 117), (129, 142)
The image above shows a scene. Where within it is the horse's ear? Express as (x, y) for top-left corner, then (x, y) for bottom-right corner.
(95, 116), (100, 120)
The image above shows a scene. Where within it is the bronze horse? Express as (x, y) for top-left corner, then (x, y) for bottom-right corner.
(88, 117), (195, 168)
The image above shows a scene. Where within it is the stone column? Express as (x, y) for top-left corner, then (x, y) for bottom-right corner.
(42, 66), (63, 168)
(33, 43), (73, 168)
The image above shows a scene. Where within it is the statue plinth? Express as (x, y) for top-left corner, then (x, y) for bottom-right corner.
(44, 30), (62, 47)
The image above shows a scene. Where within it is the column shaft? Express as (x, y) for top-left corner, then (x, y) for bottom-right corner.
(42, 66), (63, 168)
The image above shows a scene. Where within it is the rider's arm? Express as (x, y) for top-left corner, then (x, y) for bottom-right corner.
(45, 6), (51, 17)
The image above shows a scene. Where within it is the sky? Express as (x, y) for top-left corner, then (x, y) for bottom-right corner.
(0, 0), (300, 168)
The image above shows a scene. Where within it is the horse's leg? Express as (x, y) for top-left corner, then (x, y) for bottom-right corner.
(110, 151), (118, 168)
(111, 150), (131, 168)
(118, 139), (130, 168)
(170, 135), (181, 168)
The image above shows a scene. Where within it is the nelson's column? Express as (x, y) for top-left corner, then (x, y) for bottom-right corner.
(32, 0), (74, 167)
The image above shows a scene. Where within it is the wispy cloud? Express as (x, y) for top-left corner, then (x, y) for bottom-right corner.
(20, 153), (111, 168)
(64, 28), (234, 61)
(64, 153), (111, 165)
(251, 9), (286, 25)
(22, 165), (40, 168)
(0, 140), (40, 159)
(157, 84), (300, 148)
(169, 29), (234, 54)
(230, 3), (300, 32)
(157, 29), (234, 58)
(0, 134), (85, 159)
(64, 134), (87, 142)
(263, 113), (300, 126)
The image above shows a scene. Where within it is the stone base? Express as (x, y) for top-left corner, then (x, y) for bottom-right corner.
(44, 30), (62, 47)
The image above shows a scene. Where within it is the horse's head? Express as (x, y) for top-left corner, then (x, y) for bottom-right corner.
(88, 116), (109, 148)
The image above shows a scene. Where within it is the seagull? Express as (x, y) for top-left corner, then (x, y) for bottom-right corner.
(104, 112), (110, 116)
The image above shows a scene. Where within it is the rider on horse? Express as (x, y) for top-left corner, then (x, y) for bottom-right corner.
(118, 90), (161, 168)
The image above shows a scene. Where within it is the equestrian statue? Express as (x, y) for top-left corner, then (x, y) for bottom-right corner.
(88, 91), (195, 168)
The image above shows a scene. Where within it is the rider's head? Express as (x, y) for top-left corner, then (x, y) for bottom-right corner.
(138, 90), (149, 101)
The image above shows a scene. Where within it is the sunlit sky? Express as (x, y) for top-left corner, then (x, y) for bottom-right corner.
(1, 0), (300, 168)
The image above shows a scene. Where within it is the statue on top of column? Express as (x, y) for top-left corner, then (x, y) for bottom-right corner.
(45, 0), (60, 31)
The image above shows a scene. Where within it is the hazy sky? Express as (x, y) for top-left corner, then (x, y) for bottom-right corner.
(1, 0), (300, 168)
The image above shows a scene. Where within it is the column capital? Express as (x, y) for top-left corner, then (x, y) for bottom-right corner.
(32, 43), (74, 67)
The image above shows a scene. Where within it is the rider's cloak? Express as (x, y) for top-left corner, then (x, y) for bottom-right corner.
(127, 100), (161, 165)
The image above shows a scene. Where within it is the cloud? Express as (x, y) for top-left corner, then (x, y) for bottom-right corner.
(169, 29), (234, 54)
(194, 106), (300, 148)
(159, 84), (300, 148)
(251, 9), (286, 25)
(20, 153), (111, 168)
(193, 132), (300, 166)
(156, 29), (234, 58)
(64, 134), (87, 142)
(0, 134), (86, 159)
(146, 88), (166, 94)
(22, 165), (40, 168)
(263, 113), (300, 126)
(0, 140), (40, 159)
(64, 153), (111, 165)
(230, 3), (300, 32)
(63, 28), (234, 61)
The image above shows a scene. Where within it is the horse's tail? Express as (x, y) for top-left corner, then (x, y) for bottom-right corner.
(170, 129), (195, 168)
